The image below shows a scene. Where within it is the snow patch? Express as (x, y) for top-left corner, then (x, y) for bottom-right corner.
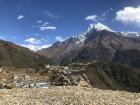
(75, 35), (86, 44)
(88, 23), (113, 32)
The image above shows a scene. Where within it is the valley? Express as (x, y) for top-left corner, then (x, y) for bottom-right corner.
(0, 23), (139, 105)
(0, 62), (140, 105)
(1, 0), (140, 104)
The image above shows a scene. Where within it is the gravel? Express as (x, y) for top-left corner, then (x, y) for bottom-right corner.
(0, 86), (139, 105)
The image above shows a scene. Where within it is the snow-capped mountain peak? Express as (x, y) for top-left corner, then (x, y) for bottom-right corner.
(118, 32), (140, 38)
(88, 23), (113, 32)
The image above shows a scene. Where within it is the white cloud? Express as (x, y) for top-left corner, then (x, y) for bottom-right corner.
(116, 6), (140, 26)
(39, 22), (55, 31)
(110, 8), (113, 11)
(24, 38), (41, 44)
(102, 8), (114, 17)
(40, 44), (52, 49)
(85, 15), (97, 21)
(42, 22), (49, 26)
(40, 26), (56, 31)
(17, 15), (24, 20)
(102, 12), (106, 17)
(22, 37), (51, 51)
(56, 36), (65, 42)
(85, 14), (105, 22)
(44, 10), (59, 18)
(0, 36), (5, 40)
(33, 21), (49, 28)
(102, 10), (109, 17)
(40, 38), (47, 42)
(32, 21), (56, 31)
(37, 20), (42, 23)
(21, 44), (52, 51)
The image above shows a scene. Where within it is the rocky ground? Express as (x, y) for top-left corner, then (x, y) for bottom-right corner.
(0, 86), (139, 105)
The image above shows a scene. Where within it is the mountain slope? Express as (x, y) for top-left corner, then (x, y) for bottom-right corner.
(82, 62), (140, 92)
(38, 34), (87, 64)
(37, 23), (140, 68)
(112, 49), (140, 68)
(0, 40), (52, 68)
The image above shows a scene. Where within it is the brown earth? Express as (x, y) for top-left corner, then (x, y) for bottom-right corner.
(0, 86), (139, 105)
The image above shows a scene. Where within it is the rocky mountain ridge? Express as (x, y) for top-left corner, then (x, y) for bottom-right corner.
(37, 23), (140, 68)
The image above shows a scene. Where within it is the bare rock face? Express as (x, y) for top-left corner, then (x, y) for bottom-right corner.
(37, 23), (140, 68)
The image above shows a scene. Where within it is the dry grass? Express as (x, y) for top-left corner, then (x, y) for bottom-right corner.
(0, 86), (139, 105)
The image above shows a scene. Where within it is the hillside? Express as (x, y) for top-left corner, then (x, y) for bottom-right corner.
(0, 40), (52, 68)
(81, 62), (140, 92)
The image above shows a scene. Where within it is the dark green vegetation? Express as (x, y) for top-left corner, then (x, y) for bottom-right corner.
(0, 40), (53, 68)
(82, 62), (140, 92)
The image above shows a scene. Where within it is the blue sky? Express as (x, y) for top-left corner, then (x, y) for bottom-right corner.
(0, 0), (140, 51)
